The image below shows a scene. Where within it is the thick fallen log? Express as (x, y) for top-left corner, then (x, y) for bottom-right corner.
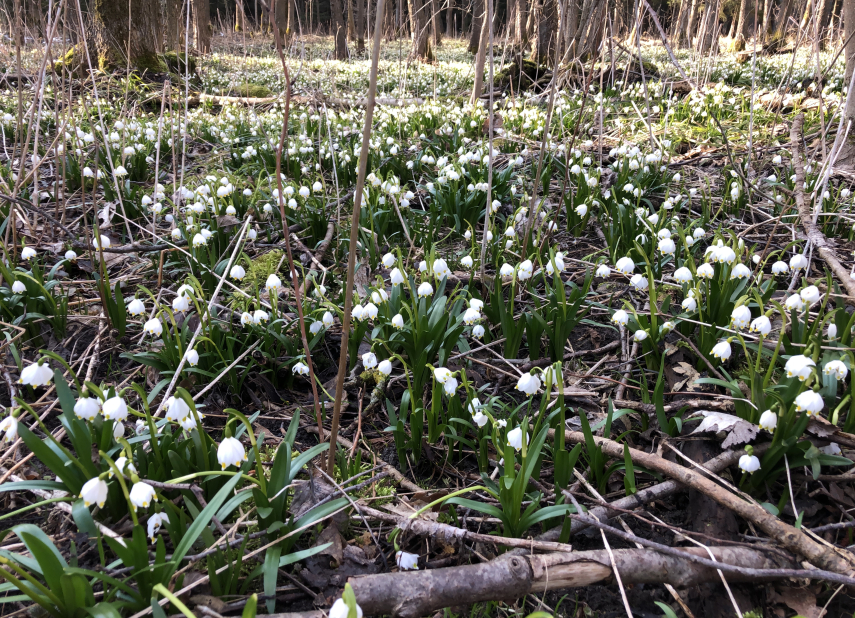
(789, 113), (855, 299)
(349, 547), (795, 618)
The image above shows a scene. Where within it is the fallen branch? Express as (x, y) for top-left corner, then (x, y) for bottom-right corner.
(789, 113), (855, 298)
(187, 93), (424, 108)
(348, 546), (797, 618)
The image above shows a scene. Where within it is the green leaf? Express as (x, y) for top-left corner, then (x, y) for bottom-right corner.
(85, 602), (124, 618)
(263, 544), (282, 614)
(15, 528), (66, 596)
(0, 480), (66, 494)
(654, 601), (679, 618)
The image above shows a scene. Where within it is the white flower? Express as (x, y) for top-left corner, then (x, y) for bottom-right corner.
(738, 454), (761, 473)
(790, 254), (808, 270)
(230, 265), (246, 280)
(472, 411), (489, 427)
(382, 253), (396, 268)
(750, 316), (772, 336)
(612, 310), (629, 326)
(310, 320), (323, 334)
(516, 373), (541, 395)
(144, 318), (163, 337)
(184, 348), (200, 367)
(824, 360), (848, 380)
(658, 238), (676, 255)
(785, 294), (804, 312)
(127, 298), (145, 316)
(363, 303), (379, 320)
(330, 598), (363, 618)
(147, 512), (170, 543)
(417, 282), (433, 298)
(192, 233), (207, 247)
(378, 359), (393, 375)
(11, 280), (25, 294)
(80, 477), (109, 509)
(461, 255), (474, 269)
(391, 313), (405, 329)
(266, 274), (282, 293)
(172, 295), (190, 313)
(546, 253), (565, 275)
(299, 186), (310, 197)
(629, 274), (648, 291)
(434, 367), (452, 383)
(730, 264), (751, 280)
(517, 260), (534, 281)
(443, 376), (459, 396)
(74, 397), (101, 420)
(130, 482), (157, 510)
(693, 227), (706, 239)
(114, 456), (136, 476)
(820, 443), (842, 455)
(18, 362), (53, 386)
(313, 181), (323, 193)
(615, 257), (634, 275)
(596, 264), (611, 278)
(795, 390), (824, 416)
(716, 247), (736, 264)
(507, 426), (526, 450)
(323, 311), (335, 328)
(64, 250), (78, 261)
(463, 307), (481, 325)
(472, 324), (485, 338)
(696, 263), (715, 279)
(433, 259), (451, 278)
(681, 296), (697, 311)
(21, 246), (36, 260)
(165, 396), (191, 423)
(217, 437), (247, 469)
(711, 341), (732, 361)
(390, 268), (405, 285)
(418, 261), (428, 273)
(731, 305), (751, 329)
(396, 551), (419, 570)
(758, 409), (778, 432)
(362, 352), (378, 369)
(771, 261), (789, 274)
(0, 416), (18, 442)
(785, 355), (815, 381)
(673, 267), (693, 283)
(293, 361), (310, 375)
(575, 204), (588, 217)
(499, 263), (514, 277)
(633, 329), (649, 342)
(800, 285), (821, 305)
(241, 312), (253, 326)
(113, 422), (125, 439)
(828, 323), (839, 339)
(102, 397), (128, 422)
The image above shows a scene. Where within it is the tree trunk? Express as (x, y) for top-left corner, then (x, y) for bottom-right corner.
(273, 0), (289, 40)
(347, 0), (357, 40)
(564, 0), (580, 58)
(357, 0), (365, 51)
(92, 0), (164, 70)
(165, 0), (183, 50)
(411, 0), (433, 59)
(761, 0), (773, 38)
(331, 0), (349, 58)
(532, 0), (558, 62)
(816, 0), (834, 48)
(470, 4), (489, 103)
(731, 0), (749, 48)
(469, 0), (483, 52)
(235, 0), (246, 30)
(846, 0), (855, 83)
(696, 0), (720, 53)
(674, 0), (691, 47)
(516, 0), (529, 46)
(194, 0), (211, 53)
(446, 0), (454, 37)
(432, 0), (442, 45)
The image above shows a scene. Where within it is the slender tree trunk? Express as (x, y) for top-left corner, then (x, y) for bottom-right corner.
(411, 0), (433, 59)
(469, 0), (483, 52)
(357, 0), (365, 51)
(761, 0), (773, 38)
(470, 2), (489, 103)
(696, 0), (720, 53)
(516, 0), (529, 46)
(331, 0), (349, 58)
(532, 0), (558, 62)
(194, 0), (211, 53)
(93, 0), (164, 69)
(816, 0), (834, 47)
(446, 0), (454, 36)
(165, 0), (183, 50)
(845, 0), (855, 83)
(432, 0), (442, 45)
(348, 0), (357, 40)
(564, 0), (580, 58)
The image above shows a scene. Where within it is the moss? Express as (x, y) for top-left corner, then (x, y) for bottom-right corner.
(161, 51), (197, 74)
(230, 250), (284, 311)
(221, 82), (274, 98)
(496, 58), (552, 91)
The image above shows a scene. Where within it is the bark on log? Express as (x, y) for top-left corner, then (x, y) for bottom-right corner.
(348, 547), (795, 617)
(554, 427), (855, 577)
(789, 113), (855, 299)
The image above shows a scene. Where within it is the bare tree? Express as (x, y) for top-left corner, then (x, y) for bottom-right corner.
(92, 0), (164, 69)
(469, 0), (483, 53)
(470, 4), (489, 102)
(411, 0), (433, 58)
(331, 0), (349, 58)
(357, 0), (365, 51)
(516, 0), (529, 47)
(446, 0), (454, 37)
(532, 0), (558, 62)
(195, 0), (211, 53)
(165, 0), (184, 50)
(432, 0), (442, 46)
